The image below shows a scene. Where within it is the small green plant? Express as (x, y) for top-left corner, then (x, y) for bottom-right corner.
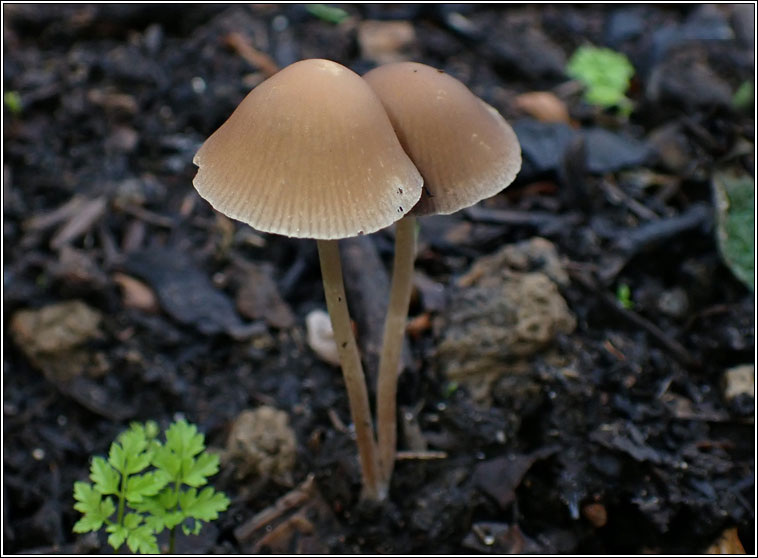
(4, 90), (22, 116)
(566, 45), (635, 116)
(732, 81), (753, 111)
(713, 170), (754, 291)
(616, 283), (634, 310)
(73, 419), (230, 554)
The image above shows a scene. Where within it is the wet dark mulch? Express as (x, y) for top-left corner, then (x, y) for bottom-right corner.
(3, 4), (754, 555)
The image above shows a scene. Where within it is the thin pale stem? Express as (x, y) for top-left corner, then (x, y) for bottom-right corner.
(376, 215), (416, 486)
(317, 239), (384, 502)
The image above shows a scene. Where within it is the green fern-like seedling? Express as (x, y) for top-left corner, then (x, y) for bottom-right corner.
(73, 420), (230, 554)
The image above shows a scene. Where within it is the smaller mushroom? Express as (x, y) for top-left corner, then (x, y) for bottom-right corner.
(363, 62), (522, 483)
(364, 62), (521, 217)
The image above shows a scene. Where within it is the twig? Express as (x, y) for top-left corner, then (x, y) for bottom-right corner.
(23, 195), (87, 231)
(234, 474), (315, 543)
(395, 450), (448, 460)
(464, 206), (583, 235)
(569, 267), (699, 369)
(112, 199), (176, 228)
(224, 32), (279, 77)
(50, 197), (107, 250)
(597, 202), (711, 283)
(598, 179), (660, 221)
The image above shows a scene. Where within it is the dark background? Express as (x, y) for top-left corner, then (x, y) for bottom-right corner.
(3, 4), (755, 554)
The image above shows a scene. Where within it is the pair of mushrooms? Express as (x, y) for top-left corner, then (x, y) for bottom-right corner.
(193, 59), (521, 502)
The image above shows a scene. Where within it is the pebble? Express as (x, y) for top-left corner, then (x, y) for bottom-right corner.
(722, 364), (754, 402)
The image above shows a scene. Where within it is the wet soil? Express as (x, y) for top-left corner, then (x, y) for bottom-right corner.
(3, 4), (754, 555)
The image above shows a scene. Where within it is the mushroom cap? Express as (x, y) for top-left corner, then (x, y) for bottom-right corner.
(363, 62), (521, 216)
(193, 59), (423, 239)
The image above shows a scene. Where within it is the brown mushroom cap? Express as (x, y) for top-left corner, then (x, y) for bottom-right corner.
(363, 62), (521, 216)
(193, 59), (423, 239)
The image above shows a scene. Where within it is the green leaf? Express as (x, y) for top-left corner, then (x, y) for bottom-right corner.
(73, 495), (116, 534)
(713, 170), (755, 290)
(163, 510), (185, 530)
(126, 470), (171, 503)
(126, 524), (160, 554)
(182, 518), (204, 536)
(616, 283), (634, 310)
(106, 523), (128, 550)
(732, 81), (753, 111)
(90, 456), (120, 495)
(165, 420), (205, 459)
(151, 444), (181, 478)
(73, 481), (100, 514)
(73, 481), (116, 533)
(182, 451), (220, 487)
(123, 430), (154, 475)
(132, 496), (170, 533)
(144, 420), (160, 441)
(108, 441), (127, 474)
(4, 91), (22, 116)
(143, 513), (166, 533)
(123, 512), (143, 530)
(306, 4), (349, 24)
(73, 514), (104, 534)
(178, 486), (230, 522)
(566, 45), (635, 114)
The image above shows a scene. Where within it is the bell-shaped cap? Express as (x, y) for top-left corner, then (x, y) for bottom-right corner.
(193, 59), (423, 239)
(363, 62), (521, 216)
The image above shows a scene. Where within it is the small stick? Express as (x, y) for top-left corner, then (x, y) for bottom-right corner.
(395, 450), (447, 461)
(224, 32), (279, 77)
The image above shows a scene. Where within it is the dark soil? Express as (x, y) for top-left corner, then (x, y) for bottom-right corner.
(3, 4), (754, 555)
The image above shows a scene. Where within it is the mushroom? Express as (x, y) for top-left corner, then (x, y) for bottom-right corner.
(363, 61), (521, 483)
(193, 58), (423, 501)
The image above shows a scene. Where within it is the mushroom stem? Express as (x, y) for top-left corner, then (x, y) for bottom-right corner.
(376, 215), (417, 486)
(317, 239), (385, 502)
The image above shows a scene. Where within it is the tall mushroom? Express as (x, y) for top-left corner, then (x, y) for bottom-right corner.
(193, 59), (423, 501)
(363, 61), (522, 484)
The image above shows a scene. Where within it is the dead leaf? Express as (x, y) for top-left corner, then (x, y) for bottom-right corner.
(406, 312), (431, 339)
(473, 446), (559, 508)
(582, 502), (608, 527)
(358, 20), (416, 64)
(234, 474), (338, 554)
(515, 91), (570, 123)
(235, 262), (295, 329)
(113, 272), (158, 312)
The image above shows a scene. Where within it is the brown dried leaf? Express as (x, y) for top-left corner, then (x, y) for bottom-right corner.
(358, 20), (416, 64)
(113, 272), (158, 312)
(515, 91), (570, 123)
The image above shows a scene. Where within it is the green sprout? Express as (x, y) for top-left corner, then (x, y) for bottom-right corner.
(306, 4), (349, 24)
(566, 45), (635, 116)
(443, 380), (459, 399)
(732, 81), (753, 111)
(4, 91), (22, 116)
(616, 283), (634, 310)
(73, 420), (230, 554)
